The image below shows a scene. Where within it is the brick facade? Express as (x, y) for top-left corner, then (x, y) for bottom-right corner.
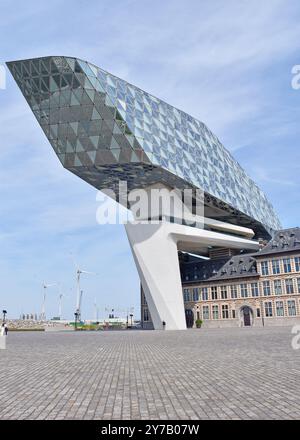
(141, 228), (300, 329)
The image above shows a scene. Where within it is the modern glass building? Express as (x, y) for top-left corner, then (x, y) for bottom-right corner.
(8, 56), (282, 330)
(7, 56), (281, 239)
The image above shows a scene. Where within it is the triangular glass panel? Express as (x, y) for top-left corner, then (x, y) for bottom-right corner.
(74, 155), (83, 166)
(70, 122), (79, 135)
(87, 151), (96, 163)
(91, 108), (101, 120)
(72, 75), (81, 89)
(90, 136), (99, 148)
(75, 140), (84, 152)
(41, 78), (49, 93)
(31, 77), (40, 94)
(110, 137), (120, 149)
(49, 93), (60, 107)
(21, 62), (30, 78)
(30, 61), (40, 77)
(111, 149), (121, 161)
(57, 153), (66, 165)
(60, 90), (71, 106)
(66, 58), (75, 71)
(94, 80), (105, 93)
(63, 73), (73, 87)
(66, 141), (74, 153)
(70, 91), (80, 106)
(125, 134), (135, 147)
(84, 76), (94, 90)
(41, 60), (49, 75)
(74, 60), (83, 73)
(130, 151), (140, 162)
(81, 90), (93, 105)
(61, 76), (68, 89)
(86, 89), (95, 102)
(50, 59), (59, 73)
(50, 76), (59, 92)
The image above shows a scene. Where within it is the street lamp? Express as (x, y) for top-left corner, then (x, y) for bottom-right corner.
(2, 310), (7, 324)
(74, 312), (78, 331)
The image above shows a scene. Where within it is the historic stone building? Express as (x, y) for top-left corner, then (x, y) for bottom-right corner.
(141, 228), (300, 329)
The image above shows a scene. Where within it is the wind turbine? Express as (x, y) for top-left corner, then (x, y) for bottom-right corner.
(41, 282), (56, 321)
(57, 284), (64, 320)
(71, 257), (97, 322)
(93, 297), (99, 322)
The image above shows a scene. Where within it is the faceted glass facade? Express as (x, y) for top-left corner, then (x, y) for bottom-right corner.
(7, 56), (281, 236)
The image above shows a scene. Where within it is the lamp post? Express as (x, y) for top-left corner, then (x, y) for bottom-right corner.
(74, 312), (78, 331)
(260, 297), (265, 327)
(2, 310), (7, 324)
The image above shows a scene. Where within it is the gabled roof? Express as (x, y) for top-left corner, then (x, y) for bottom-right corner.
(181, 252), (258, 284)
(257, 228), (300, 257)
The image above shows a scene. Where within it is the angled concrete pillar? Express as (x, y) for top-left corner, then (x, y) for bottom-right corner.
(125, 221), (259, 330)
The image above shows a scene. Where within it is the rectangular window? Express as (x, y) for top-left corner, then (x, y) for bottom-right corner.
(202, 305), (209, 320)
(212, 305), (219, 319)
(274, 280), (282, 295)
(230, 285), (238, 299)
(193, 288), (199, 301)
(251, 282), (259, 297)
(288, 300), (296, 316)
(264, 301), (273, 317)
(183, 289), (190, 302)
(143, 308), (149, 322)
(201, 287), (208, 301)
(272, 259), (280, 275)
(221, 286), (227, 299)
(141, 292), (146, 305)
(256, 308), (261, 318)
(232, 310), (236, 319)
(276, 301), (284, 317)
(297, 278), (300, 293)
(283, 258), (292, 273)
(262, 280), (271, 296)
(285, 279), (294, 294)
(211, 286), (218, 300)
(261, 261), (269, 275)
(240, 283), (248, 298)
(222, 304), (229, 319)
(295, 257), (300, 272)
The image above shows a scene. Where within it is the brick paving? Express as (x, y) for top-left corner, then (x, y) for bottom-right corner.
(0, 326), (300, 420)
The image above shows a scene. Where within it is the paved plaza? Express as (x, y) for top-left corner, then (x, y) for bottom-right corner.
(0, 327), (300, 420)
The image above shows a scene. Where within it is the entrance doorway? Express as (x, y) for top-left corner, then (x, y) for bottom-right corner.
(241, 306), (252, 327)
(185, 309), (194, 328)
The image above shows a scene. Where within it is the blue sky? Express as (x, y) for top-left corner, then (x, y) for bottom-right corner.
(0, 0), (300, 320)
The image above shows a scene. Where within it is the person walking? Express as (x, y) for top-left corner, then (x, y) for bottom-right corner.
(4, 323), (8, 336)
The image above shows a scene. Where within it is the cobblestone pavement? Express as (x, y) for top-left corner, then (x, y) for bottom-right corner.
(0, 326), (300, 420)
